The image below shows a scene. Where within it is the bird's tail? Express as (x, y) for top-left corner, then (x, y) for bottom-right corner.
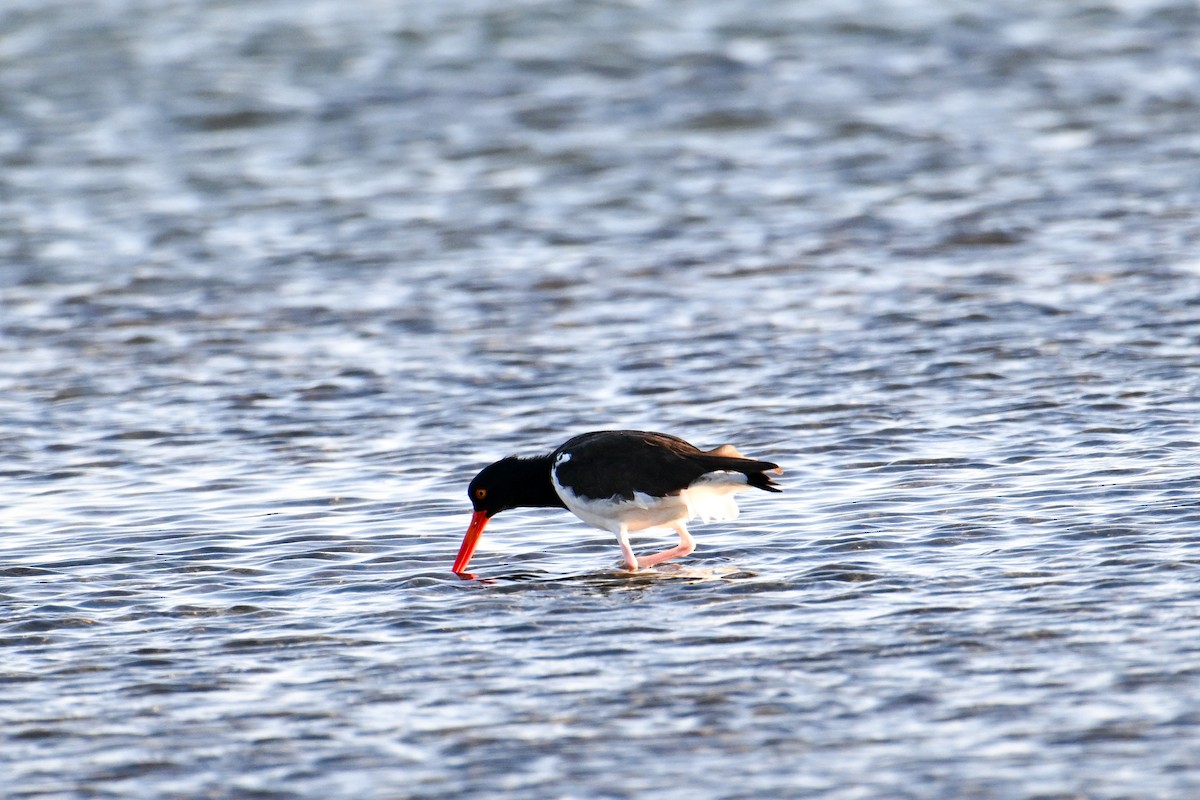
(695, 454), (783, 493)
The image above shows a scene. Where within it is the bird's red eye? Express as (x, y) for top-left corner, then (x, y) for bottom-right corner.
(474, 488), (487, 500)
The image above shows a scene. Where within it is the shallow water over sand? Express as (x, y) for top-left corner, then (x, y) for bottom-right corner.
(4, 1), (1200, 797)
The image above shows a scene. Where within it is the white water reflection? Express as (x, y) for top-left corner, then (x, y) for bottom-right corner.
(4, 0), (1200, 798)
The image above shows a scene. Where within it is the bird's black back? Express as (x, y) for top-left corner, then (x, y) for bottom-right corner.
(551, 430), (781, 501)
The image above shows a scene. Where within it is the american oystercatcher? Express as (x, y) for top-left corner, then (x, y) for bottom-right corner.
(453, 430), (782, 574)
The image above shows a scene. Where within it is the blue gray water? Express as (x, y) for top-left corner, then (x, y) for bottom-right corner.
(4, 0), (1200, 797)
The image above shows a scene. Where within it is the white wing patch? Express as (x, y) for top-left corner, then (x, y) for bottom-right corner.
(682, 471), (748, 522)
(551, 466), (751, 534)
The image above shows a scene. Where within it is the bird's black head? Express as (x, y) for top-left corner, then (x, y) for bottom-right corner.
(455, 453), (563, 574)
(466, 457), (523, 518)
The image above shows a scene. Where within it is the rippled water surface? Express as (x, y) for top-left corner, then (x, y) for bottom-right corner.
(4, 0), (1200, 797)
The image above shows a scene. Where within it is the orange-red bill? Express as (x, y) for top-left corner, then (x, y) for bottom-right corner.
(453, 510), (490, 574)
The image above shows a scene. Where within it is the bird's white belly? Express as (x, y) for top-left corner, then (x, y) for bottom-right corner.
(552, 470), (749, 534)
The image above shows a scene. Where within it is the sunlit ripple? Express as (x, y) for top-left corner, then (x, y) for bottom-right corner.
(3, 0), (1200, 797)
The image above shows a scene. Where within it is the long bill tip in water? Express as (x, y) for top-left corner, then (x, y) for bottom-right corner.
(453, 510), (490, 574)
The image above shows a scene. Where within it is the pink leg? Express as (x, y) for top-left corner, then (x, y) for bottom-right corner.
(636, 523), (695, 569)
(615, 526), (639, 571)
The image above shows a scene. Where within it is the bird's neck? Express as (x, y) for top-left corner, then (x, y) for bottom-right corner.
(508, 455), (567, 509)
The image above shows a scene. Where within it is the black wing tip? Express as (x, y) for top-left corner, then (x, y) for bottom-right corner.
(747, 465), (783, 493)
(693, 452), (783, 493)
